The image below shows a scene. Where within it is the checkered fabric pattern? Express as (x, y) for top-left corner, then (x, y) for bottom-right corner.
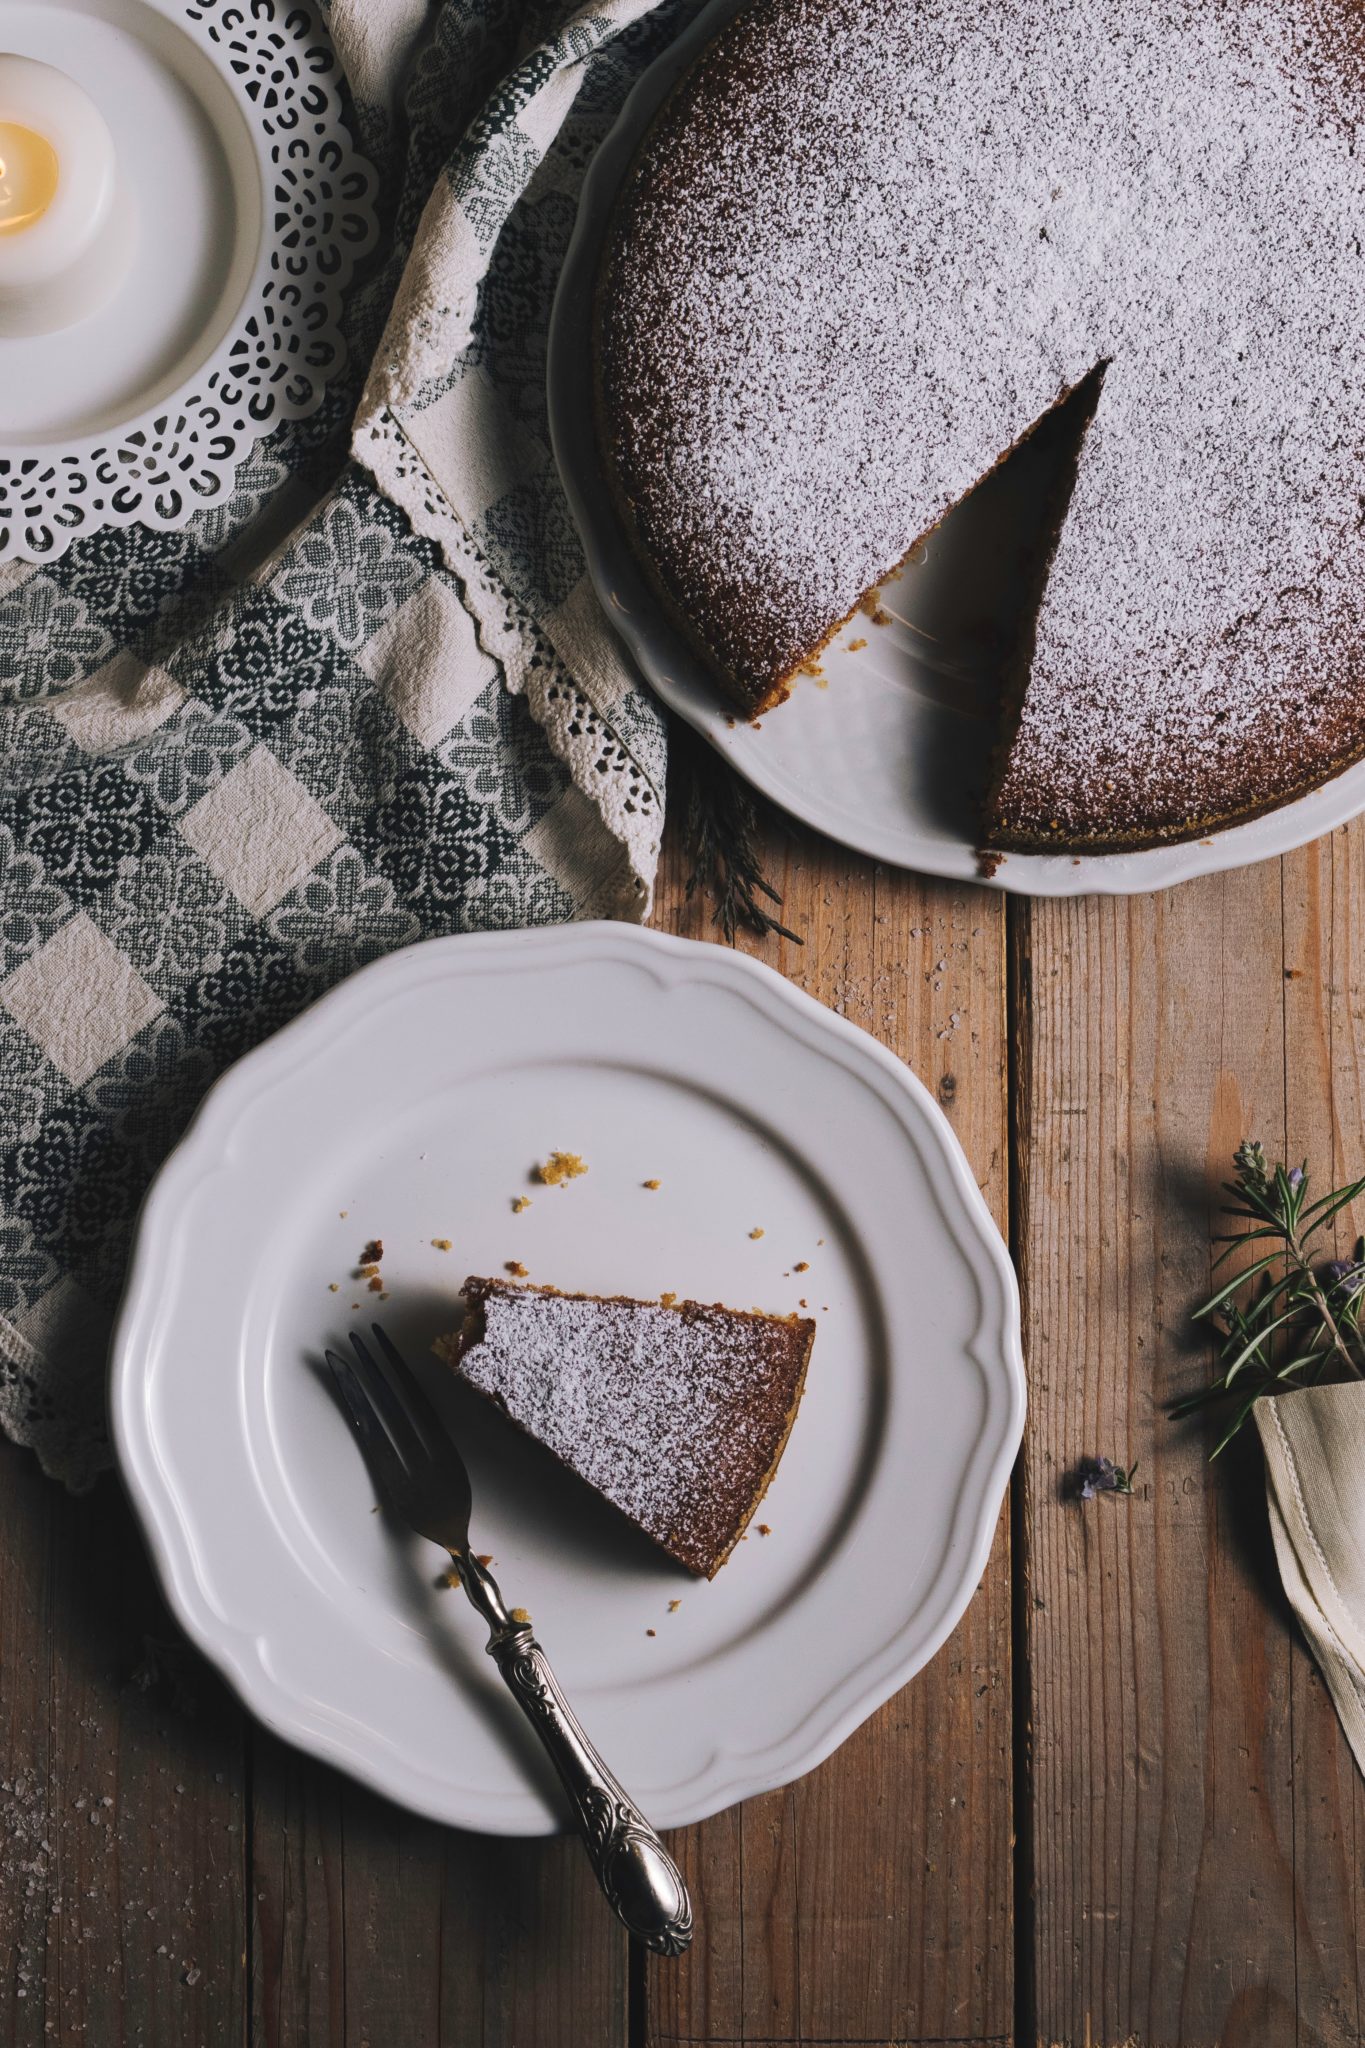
(0, 0), (685, 1488)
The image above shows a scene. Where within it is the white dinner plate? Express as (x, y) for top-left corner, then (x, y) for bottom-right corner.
(111, 924), (1024, 1834)
(547, 0), (1365, 896)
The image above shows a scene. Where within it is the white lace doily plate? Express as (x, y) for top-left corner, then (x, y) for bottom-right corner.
(549, 0), (1365, 897)
(0, 0), (377, 562)
(110, 924), (1024, 1834)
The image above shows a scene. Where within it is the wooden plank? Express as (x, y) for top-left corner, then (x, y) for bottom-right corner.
(434, 1824), (629, 2044)
(249, 1652), (631, 2048)
(0, 1445), (247, 2048)
(1017, 840), (1363, 2046)
(646, 799), (1014, 2046)
(250, 1735), (345, 2048)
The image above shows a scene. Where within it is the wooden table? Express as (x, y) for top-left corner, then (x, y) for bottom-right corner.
(3, 791), (1363, 2048)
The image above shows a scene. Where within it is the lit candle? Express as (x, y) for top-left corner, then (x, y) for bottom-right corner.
(0, 121), (60, 234)
(0, 55), (133, 337)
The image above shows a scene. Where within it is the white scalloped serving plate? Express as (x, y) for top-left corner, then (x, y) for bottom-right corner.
(0, 0), (377, 560)
(547, 0), (1365, 896)
(110, 924), (1024, 1834)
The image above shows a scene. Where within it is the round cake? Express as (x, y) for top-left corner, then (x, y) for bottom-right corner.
(594, 0), (1365, 853)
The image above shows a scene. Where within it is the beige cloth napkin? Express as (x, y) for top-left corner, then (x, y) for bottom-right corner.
(1256, 1384), (1365, 1769)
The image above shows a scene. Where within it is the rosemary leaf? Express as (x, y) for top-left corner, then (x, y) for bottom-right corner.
(1169, 1385), (1228, 1420)
(1274, 1350), (1332, 1380)
(1301, 1178), (1365, 1236)
(1191, 1250), (1287, 1318)
(1210, 1225), (1289, 1265)
(1220, 1307), (1304, 1382)
(1210, 1391), (1264, 1459)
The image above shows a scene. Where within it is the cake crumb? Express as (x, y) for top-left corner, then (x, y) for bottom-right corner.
(510, 1607), (532, 1625)
(361, 1239), (383, 1264)
(505, 1260), (529, 1278)
(749, 1226), (765, 1239)
(512, 1195), (532, 1213)
(359, 1262), (380, 1278)
(431, 1238), (452, 1251)
(794, 1260), (809, 1272)
(328, 1282), (339, 1292)
(339, 1210), (348, 1219)
(847, 635), (868, 651)
(368, 1275), (384, 1293)
(643, 1178), (662, 1190)
(646, 1627), (657, 1637)
(351, 1302), (361, 1311)
(476, 1553), (494, 1567)
(659, 1290), (677, 1307)
(757, 1523), (772, 1536)
(668, 1599), (682, 1612)
(536, 1151), (588, 1187)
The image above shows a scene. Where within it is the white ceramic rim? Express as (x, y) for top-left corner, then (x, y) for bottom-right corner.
(0, 0), (377, 557)
(109, 923), (1025, 1833)
(547, 0), (1365, 897)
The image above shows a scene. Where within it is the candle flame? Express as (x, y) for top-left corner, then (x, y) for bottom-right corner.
(0, 123), (60, 234)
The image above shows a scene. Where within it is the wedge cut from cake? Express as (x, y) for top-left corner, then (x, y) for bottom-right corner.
(438, 1276), (815, 1577)
(594, 0), (1365, 852)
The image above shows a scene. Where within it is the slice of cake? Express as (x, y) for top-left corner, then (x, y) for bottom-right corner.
(438, 1277), (815, 1577)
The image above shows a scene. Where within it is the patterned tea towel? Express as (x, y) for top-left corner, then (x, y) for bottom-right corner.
(0, 0), (685, 1489)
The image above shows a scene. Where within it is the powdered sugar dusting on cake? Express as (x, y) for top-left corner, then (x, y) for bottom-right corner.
(453, 1283), (811, 1569)
(599, 0), (1365, 840)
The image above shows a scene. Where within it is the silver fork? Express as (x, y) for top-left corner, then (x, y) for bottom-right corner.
(324, 1324), (694, 1955)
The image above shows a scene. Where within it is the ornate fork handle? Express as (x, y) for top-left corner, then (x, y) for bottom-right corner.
(453, 1550), (693, 1955)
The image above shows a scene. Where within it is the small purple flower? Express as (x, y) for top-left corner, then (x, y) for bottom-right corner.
(1288, 1166), (1305, 1190)
(1323, 1259), (1365, 1298)
(1074, 1455), (1137, 1501)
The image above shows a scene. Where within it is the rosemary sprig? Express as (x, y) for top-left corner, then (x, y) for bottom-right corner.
(1172, 1139), (1365, 1455)
(673, 718), (803, 946)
